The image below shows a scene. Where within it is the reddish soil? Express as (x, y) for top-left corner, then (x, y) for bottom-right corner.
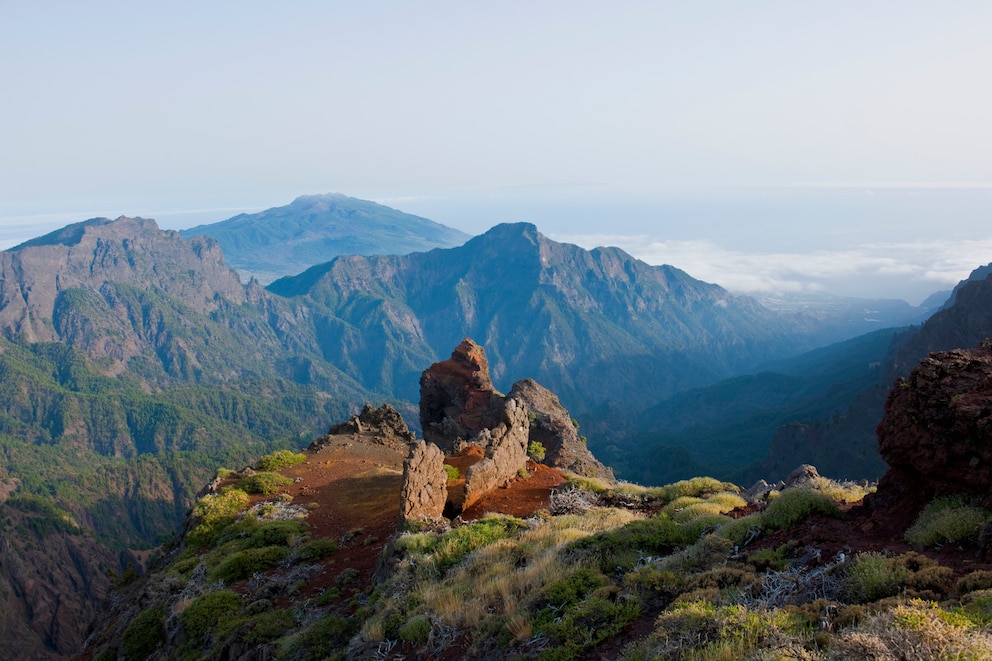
(461, 462), (567, 520)
(258, 435), (567, 606)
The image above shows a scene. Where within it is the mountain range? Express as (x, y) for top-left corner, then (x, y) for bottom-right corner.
(0, 195), (990, 658)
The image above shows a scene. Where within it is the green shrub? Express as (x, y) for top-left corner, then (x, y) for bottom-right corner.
(843, 552), (909, 603)
(528, 441), (547, 462)
(247, 520), (307, 548)
(762, 488), (840, 531)
(958, 589), (992, 625)
(398, 614), (432, 643)
(92, 647), (117, 661)
(277, 614), (356, 661)
(182, 590), (242, 642)
(444, 464), (461, 481)
(243, 608), (298, 644)
(256, 450), (307, 471)
(715, 514), (764, 547)
(237, 472), (293, 495)
(394, 532), (437, 555)
(532, 568), (607, 627)
(210, 546), (289, 582)
(123, 604), (165, 661)
(569, 515), (692, 573)
(188, 488), (250, 548)
(660, 477), (732, 501)
(433, 515), (527, 571)
(536, 596), (641, 661)
(905, 495), (990, 547)
(296, 538), (339, 562)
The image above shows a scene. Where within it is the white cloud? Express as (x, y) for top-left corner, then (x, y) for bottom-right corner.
(553, 232), (992, 304)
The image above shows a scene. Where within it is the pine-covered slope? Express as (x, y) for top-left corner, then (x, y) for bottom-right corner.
(181, 193), (470, 283)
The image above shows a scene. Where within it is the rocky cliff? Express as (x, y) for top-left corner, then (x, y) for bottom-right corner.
(873, 339), (992, 514)
(0, 217), (247, 346)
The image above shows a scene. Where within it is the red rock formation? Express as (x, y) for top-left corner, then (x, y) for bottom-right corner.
(419, 338), (504, 453)
(874, 339), (992, 513)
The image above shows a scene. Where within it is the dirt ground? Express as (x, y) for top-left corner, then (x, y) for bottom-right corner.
(266, 434), (567, 606)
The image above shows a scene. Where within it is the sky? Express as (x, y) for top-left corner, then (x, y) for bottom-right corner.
(2, 1), (991, 304)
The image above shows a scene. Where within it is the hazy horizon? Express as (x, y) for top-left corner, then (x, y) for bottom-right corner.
(3, 2), (990, 305)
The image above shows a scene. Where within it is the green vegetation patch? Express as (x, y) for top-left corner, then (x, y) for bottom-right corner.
(905, 495), (990, 547)
(210, 546), (290, 582)
(122, 604), (166, 661)
(187, 488), (251, 549)
(236, 472), (294, 495)
(433, 515), (527, 572)
(181, 590), (243, 642)
(256, 450), (307, 471)
(762, 488), (840, 531)
(296, 538), (339, 562)
(528, 440), (546, 462)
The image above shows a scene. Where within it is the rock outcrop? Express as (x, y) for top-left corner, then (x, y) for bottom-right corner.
(400, 441), (448, 520)
(509, 379), (615, 480)
(874, 340), (992, 512)
(462, 396), (531, 511)
(419, 339), (505, 454)
(326, 403), (416, 447)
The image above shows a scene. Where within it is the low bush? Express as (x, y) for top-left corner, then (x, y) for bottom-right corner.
(182, 590), (242, 642)
(277, 615), (356, 661)
(398, 614), (432, 643)
(536, 596), (641, 661)
(842, 552), (908, 604)
(188, 489), (251, 548)
(122, 604), (165, 661)
(237, 472), (294, 495)
(210, 546), (289, 582)
(624, 600), (808, 661)
(905, 495), (990, 547)
(242, 608), (297, 644)
(296, 538), (338, 562)
(762, 488), (840, 531)
(433, 515), (527, 572)
(528, 441), (547, 462)
(247, 520), (307, 548)
(831, 599), (992, 659)
(444, 464), (460, 481)
(255, 450), (307, 471)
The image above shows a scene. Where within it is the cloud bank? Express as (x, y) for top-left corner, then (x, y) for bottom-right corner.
(555, 232), (992, 305)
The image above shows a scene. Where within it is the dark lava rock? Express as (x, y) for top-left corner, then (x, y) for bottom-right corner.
(874, 339), (992, 513)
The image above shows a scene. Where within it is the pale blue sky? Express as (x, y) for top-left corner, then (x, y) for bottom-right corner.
(2, 1), (991, 303)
